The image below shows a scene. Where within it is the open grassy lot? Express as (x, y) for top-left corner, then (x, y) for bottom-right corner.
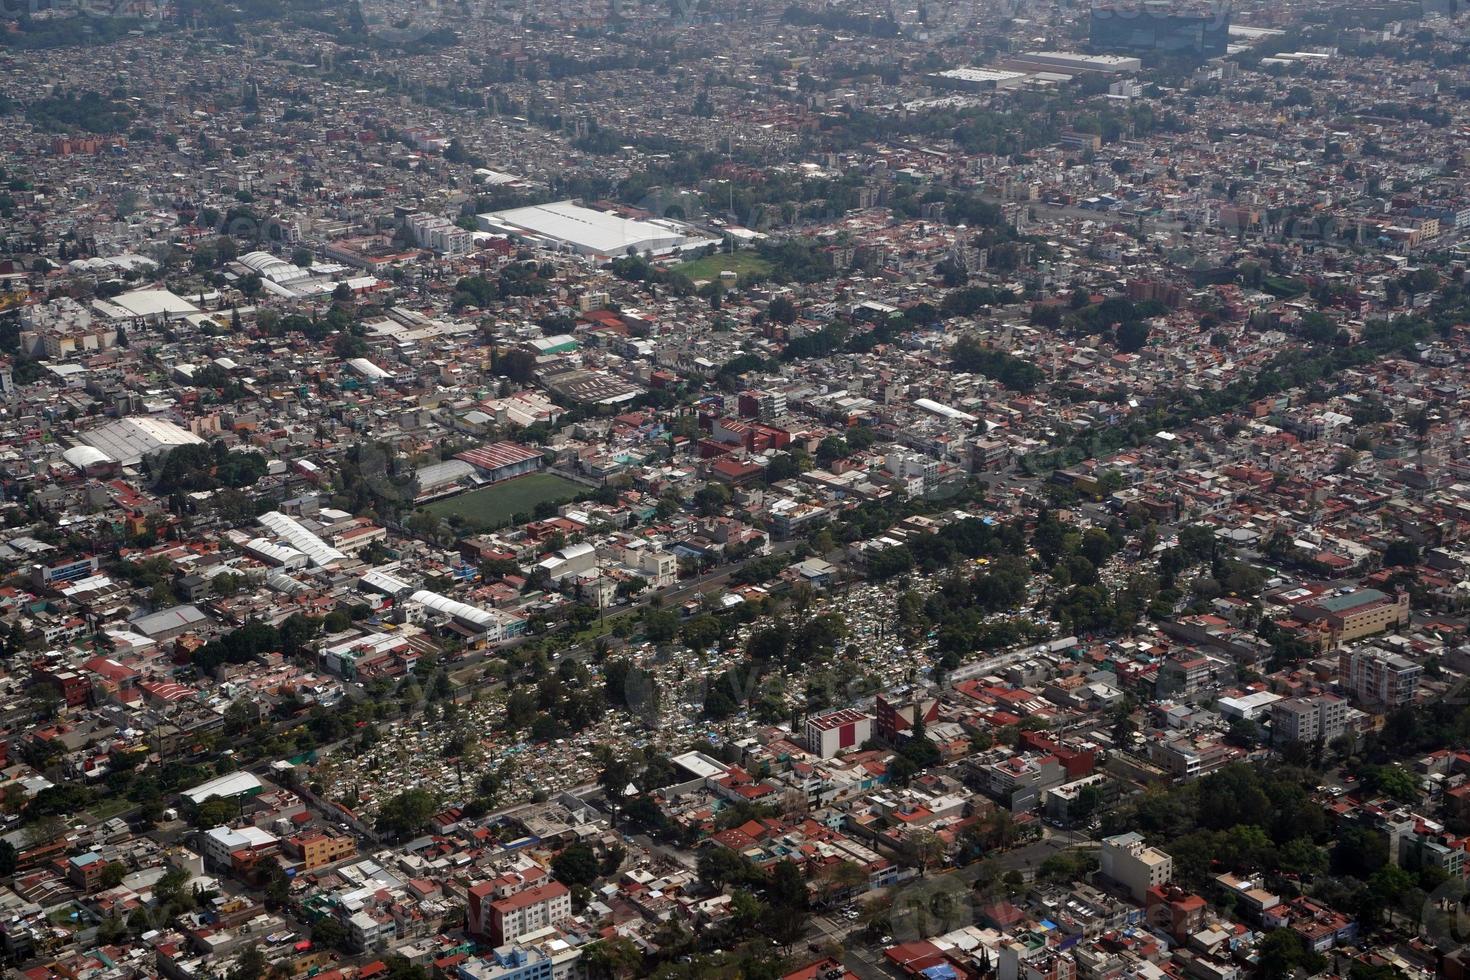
(677, 251), (772, 282)
(422, 473), (583, 528)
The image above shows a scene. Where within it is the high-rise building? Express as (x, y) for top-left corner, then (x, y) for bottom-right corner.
(1089, 1), (1231, 57)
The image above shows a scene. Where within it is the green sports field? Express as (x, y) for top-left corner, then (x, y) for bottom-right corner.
(421, 473), (583, 528)
(677, 251), (772, 282)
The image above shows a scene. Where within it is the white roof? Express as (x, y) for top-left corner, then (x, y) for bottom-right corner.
(410, 589), (498, 629)
(258, 511), (346, 567)
(204, 824), (277, 850)
(1219, 691), (1284, 711)
(79, 417), (204, 465)
(360, 568), (414, 596)
(243, 537), (307, 565)
(914, 397), (978, 422)
(239, 251), (310, 284)
(670, 751), (729, 780)
(62, 445), (113, 469)
(416, 459), (476, 490)
(935, 67), (1029, 83)
(479, 200), (718, 257)
(108, 288), (200, 318)
(184, 771), (263, 805)
(348, 357), (391, 380)
(267, 572), (309, 594)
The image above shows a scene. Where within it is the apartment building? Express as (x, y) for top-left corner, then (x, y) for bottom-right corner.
(1148, 734), (1233, 781)
(1157, 655), (1214, 697)
(1270, 694), (1348, 744)
(200, 825), (279, 870)
(980, 753), (1065, 812)
(1338, 646), (1421, 711)
(999, 932), (1077, 980)
(884, 450), (940, 493)
(286, 831), (358, 870)
(804, 708), (873, 759)
(405, 212), (472, 255)
(1100, 832), (1174, 902)
(487, 881), (572, 947)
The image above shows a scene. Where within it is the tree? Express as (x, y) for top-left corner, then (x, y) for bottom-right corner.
(262, 859), (292, 908)
(816, 434), (849, 464)
(0, 840), (15, 878)
(951, 334), (1043, 391)
(1256, 928), (1325, 979)
(641, 608), (680, 644)
(312, 914), (349, 951)
(583, 936), (642, 980)
(100, 860), (128, 889)
(1383, 539), (1420, 567)
(1350, 965), (1406, 980)
(680, 614), (722, 651)
(194, 797), (238, 829)
(693, 482), (730, 516)
(227, 945), (269, 980)
(598, 757), (636, 824)
(1332, 826), (1388, 878)
(764, 858), (811, 948)
(552, 842), (601, 888)
(1115, 319), (1150, 353)
(1361, 764), (1420, 802)
(769, 295), (797, 324)
(699, 846), (757, 889)
(382, 957), (428, 980)
(888, 753), (919, 787)
(910, 830), (946, 876)
(601, 843), (626, 876)
(818, 859), (869, 905)
(97, 914), (127, 944)
(1070, 784), (1104, 825)
(375, 789), (436, 840)
(154, 865), (190, 906)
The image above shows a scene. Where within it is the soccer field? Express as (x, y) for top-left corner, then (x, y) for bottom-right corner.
(421, 473), (584, 529)
(676, 251), (772, 282)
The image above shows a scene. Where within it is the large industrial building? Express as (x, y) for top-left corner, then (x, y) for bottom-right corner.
(77, 417), (205, 466)
(1089, 2), (1231, 57)
(997, 50), (1143, 75)
(476, 201), (720, 259)
(257, 511), (347, 568)
(454, 441), (545, 484)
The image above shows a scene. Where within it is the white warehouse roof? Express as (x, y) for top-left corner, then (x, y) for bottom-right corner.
(913, 397), (978, 423)
(360, 568), (414, 596)
(79, 417), (205, 465)
(410, 589), (498, 629)
(348, 357), (391, 380)
(477, 200), (719, 258)
(62, 445), (113, 470)
(182, 770), (262, 805)
(258, 511), (346, 567)
(242, 537), (307, 566)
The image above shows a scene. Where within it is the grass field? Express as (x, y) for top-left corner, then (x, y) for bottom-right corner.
(677, 251), (772, 282)
(422, 473), (583, 529)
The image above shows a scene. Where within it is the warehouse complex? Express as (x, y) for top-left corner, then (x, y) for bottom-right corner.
(476, 200), (721, 259)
